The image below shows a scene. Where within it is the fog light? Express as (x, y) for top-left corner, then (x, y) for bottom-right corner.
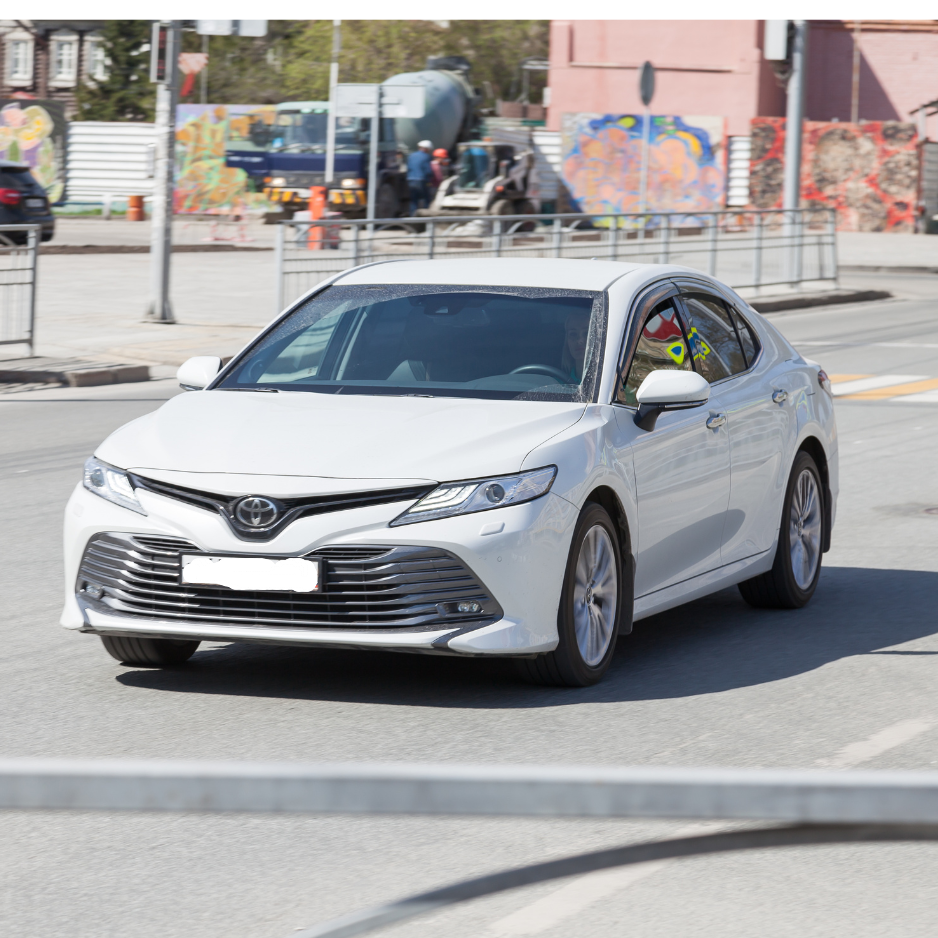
(437, 600), (484, 616)
(83, 583), (104, 599)
(457, 601), (482, 614)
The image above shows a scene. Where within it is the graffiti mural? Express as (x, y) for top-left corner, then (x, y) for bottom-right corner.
(0, 100), (67, 203)
(561, 113), (726, 221)
(174, 104), (275, 214)
(750, 117), (918, 232)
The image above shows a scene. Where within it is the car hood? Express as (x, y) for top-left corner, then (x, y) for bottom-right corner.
(97, 390), (586, 488)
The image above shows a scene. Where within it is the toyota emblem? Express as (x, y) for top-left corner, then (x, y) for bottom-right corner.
(234, 496), (279, 528)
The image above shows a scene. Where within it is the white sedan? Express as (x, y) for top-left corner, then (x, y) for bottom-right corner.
(62, 259), (837, 686)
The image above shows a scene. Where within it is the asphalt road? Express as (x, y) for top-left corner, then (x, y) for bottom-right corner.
(3, 271), (938, 937)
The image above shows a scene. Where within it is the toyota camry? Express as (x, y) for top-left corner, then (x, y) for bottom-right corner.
(62, 258), (837, 686)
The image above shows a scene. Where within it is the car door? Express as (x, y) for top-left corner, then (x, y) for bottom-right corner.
(677, 286), (796, 565)
(613, 288), (731, 598)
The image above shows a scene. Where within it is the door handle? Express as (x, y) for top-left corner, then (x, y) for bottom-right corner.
(706, 413), (726, 429)
(772, 389), (788, 404)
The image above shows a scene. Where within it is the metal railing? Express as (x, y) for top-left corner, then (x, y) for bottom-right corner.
(276, 208), (838, 314)
(2, 759), (937, 938)
(0, 224), (40, 356)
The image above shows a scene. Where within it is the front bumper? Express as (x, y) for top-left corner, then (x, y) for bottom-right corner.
(62, 481), (577, 657)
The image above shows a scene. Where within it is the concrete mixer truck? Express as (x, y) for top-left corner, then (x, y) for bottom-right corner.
(226, 56), (484, 220)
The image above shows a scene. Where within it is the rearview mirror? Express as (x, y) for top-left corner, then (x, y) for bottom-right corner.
(177, 356), (221, 391)
(633, 370), (710, 431)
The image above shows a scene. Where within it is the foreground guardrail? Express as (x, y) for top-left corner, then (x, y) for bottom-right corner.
(3, 759), (936, 937)
(0, 224), (39, 356)
(276, 207), (838, 313)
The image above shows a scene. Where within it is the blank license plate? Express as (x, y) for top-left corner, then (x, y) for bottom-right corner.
(25, 197), (45, 209)
(181, 555), (319, 592)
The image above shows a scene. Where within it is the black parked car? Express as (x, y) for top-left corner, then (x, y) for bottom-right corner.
(0, 160), (55, 244)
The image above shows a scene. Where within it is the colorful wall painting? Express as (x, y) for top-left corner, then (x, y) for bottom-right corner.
(749, 117), (918, 232)
(560, 113), (727, 222)
(174, 104), (275, 215)
(0, 100), (67, 203)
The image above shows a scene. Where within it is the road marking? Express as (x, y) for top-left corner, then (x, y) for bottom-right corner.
(847, 377), (938, 400)
(818, 719), (932, 769)
(487, 823), (717, 937)
(832, 375), (928, 397)
(898, 389), (938, 403)
(828, 373), (870, 383)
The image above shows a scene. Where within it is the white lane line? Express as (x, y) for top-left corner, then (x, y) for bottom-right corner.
(894, 389), (938, 403)
(818, 718), (932, 769)
(832, 374), (928, 396)
(487, 822), (717, 937)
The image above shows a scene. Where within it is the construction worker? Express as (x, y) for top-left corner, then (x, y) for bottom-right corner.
(407, 139), (433, 215)
(430, 147), (450, 196)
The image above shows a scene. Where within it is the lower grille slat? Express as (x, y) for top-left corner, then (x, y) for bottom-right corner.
(77, 533), (502, 631)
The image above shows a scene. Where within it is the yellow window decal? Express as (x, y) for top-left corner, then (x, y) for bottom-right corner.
(667, 342), (685, 365)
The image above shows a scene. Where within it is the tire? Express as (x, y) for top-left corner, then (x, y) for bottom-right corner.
(738, 450), (824, 609)
(376, 182), (400, 219)
(519, 503), (624, 687)
(100, 635), (200, 666)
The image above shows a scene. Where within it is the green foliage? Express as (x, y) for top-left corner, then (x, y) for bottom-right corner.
(75, 21), (154, 121)
(281, 20), (549, 106)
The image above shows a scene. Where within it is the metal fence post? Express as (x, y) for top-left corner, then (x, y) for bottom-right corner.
(827, 208), (839, 288)
(25, 225), (38, 357)
(428, 220), (436, 260)
(494, 219), (502, 257)
(552, 217), (562, 258)
(753, 213), (763, 294)
(274, 222), (284, 317)
(794, 209), (804, 287)
(659, 214), (671, 264)
(352, 223), (361, 266)
(708, 213), (718, 276)
(610, 216), (619, 261)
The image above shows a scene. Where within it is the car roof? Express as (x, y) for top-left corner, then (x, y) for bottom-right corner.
(335, 258), (647, 291)
(0, 160), (30, 170)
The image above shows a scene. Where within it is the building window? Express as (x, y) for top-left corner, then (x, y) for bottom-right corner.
(8, 38), (33, 82)
(50, 31), (79, 87)
(85, 33), (108, 81)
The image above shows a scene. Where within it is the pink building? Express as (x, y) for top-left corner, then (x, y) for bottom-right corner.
(547, 20), (938, 138)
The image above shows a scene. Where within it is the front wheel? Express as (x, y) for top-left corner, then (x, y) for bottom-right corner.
(520, 503), (624, 686)
(738, 450), (824, 609)
(100, 635), (200, 667)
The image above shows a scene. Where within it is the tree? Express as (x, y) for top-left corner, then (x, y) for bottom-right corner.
(75, 21), (154, 121)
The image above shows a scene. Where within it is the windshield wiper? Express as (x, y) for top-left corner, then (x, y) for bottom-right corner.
(221, 387), (279, 393)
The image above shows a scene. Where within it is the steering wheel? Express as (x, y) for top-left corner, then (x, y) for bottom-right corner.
(509, 364), (573, 385)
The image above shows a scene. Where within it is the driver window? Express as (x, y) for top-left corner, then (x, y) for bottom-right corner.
(617, 301), (691, 407)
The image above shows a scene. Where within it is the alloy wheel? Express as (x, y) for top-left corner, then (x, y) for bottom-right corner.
(789, 468), (822, 590)
(572, 524), (618, 667)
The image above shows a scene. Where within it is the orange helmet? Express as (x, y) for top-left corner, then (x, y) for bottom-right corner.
(433, 148), (449, 159)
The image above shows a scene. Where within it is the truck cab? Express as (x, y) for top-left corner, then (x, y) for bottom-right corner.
(226, 101), (407, 219)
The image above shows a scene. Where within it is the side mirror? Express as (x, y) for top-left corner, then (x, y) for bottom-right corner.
(633, 370), (710, 431)
(177, 356), (221, 391)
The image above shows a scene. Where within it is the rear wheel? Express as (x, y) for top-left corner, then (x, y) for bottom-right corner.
(520, 503), (623, 687)
(100, 635), (200, 667)
(738, 450), (824, 609)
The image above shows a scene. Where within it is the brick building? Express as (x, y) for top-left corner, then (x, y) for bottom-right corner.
(0, 20), (107, 117)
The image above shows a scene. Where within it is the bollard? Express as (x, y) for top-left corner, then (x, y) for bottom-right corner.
(127, 195), (145, 222)
(307, 186), (326, 250)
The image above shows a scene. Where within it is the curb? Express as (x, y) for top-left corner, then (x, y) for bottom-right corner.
(840, 264), (938, 275)
(751, 289), (891, 313)
(39, 244), (272, 255)
(0, 358), (151, 387)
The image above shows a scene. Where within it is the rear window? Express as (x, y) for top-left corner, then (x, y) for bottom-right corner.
(219, 284), (607, 402)
(0, 167), (37, 190)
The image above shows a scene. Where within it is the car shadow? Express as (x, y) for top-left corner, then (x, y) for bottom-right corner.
(116, 566), (938, 707)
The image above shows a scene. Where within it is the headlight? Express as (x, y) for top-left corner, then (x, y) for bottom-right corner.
(341, 177), (365, 188)
(83, 456), (145, 515)
(269, 177), (286, 187)
(390, 466), (556, 526)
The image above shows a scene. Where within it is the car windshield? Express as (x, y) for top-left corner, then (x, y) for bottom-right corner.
(219, 284), (605, 401)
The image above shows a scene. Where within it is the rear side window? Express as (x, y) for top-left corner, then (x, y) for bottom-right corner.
(682, 293), (748, 382)
(617, 300), (691, 406)
(0, 167), (35, 190)
(731, 308), (761, 367)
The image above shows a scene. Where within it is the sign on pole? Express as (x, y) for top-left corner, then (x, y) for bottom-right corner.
(196, 20), (267, 37)
(639, 61), (655, 108)
(379, 83), (426, 119)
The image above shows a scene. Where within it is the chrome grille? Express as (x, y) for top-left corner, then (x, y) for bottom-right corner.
(77, 533), (502, 630)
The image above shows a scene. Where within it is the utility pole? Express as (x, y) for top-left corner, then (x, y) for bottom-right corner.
(200, 34), (209, 104)
(325, 20), (341, 185)
(782, 21), (808, 212)
(146, 20), (180, 323)
(850, 21), (861, 124)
